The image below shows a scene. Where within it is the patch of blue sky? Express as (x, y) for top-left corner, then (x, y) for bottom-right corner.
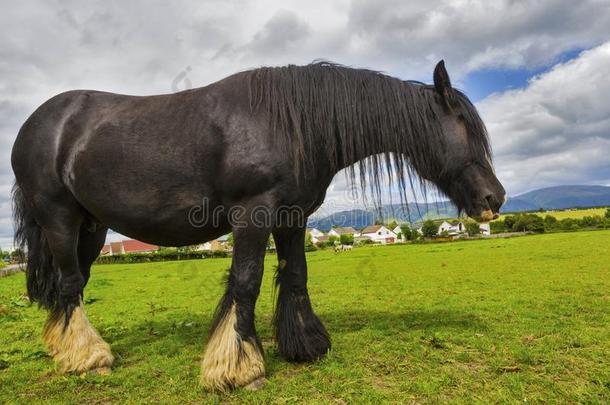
(462, 48), (584, 102)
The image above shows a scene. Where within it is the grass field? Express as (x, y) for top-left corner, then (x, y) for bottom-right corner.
(499, 207), (609, 220)
(1, 231), (610, 403)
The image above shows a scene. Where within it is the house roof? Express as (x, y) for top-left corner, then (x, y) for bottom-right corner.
(360, 224), (384, 234)
(315, 235), (329, 242)
(122, 239), (159, 253)
(331, 227), (357, 234)
(110, 242), (123, 254)
(100, 245), (110, 254)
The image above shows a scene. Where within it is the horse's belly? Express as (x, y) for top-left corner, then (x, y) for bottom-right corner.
(70, 164), (229, 246)
(83, 196), (231, 247)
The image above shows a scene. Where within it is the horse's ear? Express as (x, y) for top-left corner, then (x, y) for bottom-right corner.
(433, 60), (455, 108)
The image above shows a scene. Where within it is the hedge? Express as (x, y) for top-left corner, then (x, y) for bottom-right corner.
(95, 250), (229, 264)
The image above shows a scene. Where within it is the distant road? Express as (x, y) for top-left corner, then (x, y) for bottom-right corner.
(0, 264), (23, 277)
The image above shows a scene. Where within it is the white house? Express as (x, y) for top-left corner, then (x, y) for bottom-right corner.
(307, 228), (326, 244)
(359, 225), (397, 244)
(438, 220), (465, 236)
(328, 227), (357, 238)
(437, 220), (491, 237)
(308, 228), (324, 238)
(393, 225), (405, 241)
(195, 234), (231, 251)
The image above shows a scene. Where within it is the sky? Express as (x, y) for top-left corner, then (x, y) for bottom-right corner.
(1, 0), (610, 249)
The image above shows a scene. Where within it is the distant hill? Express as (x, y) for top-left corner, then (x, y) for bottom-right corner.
(308, 202), (458, 232)
(503, 185), (610, 211)
(308, 185), (610, 231)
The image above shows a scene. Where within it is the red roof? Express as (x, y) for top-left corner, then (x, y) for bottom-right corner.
(110, 242), (123, 255)
(100, 240), (159, 255)
(121, 239), (159, 253)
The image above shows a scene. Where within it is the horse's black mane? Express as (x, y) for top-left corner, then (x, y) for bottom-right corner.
(247, 61), (491, 206)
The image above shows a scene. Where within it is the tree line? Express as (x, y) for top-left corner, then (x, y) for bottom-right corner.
(490, 208), (610, 234)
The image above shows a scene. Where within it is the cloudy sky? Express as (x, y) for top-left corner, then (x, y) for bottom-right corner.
(1, 0), (610, 248)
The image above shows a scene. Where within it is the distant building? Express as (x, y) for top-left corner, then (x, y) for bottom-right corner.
(314, 235), (330, 244)
(359, 225), (397, 244)
(328, 227), (357, 238)
(308, 228), (325, 238)
(307, 228), (326, 244)
(438, 220), (465, 236)
(392, 225), (404, 241)
(100, 239), (159, 255)
(416, 220), (491, 237)
(196, 234), (231, 251)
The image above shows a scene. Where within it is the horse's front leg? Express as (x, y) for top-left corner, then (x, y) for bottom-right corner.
(273, 227), (330, 362)
(200, 223), (269, 391)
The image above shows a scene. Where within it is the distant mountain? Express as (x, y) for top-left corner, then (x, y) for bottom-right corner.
(308, 209), (375, 232)
(504, 185), (610, 211)
(500, 198), (538, 212)
(308, 185), (610, 230)
(308, 202), (457, 231)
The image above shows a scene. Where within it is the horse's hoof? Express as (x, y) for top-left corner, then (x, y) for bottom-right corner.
(89, 367), (112, 376)
(244, 377), (267, 391)
(79, 367), (112, 378)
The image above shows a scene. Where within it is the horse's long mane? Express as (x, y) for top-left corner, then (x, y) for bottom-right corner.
(248, 62), (491, 207)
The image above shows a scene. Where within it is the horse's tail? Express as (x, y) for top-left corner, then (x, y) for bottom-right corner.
(12, 182), (59, 311)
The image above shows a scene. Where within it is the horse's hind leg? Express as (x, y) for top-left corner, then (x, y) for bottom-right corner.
(39, 204), (113, 374)
(200, 223), (269, 391)
(273, 227), (330, 362)
(77, 223), (108, 287)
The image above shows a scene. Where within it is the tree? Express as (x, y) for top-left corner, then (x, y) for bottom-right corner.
(226, 232), (234, 248)
(559, 218), (579, 231)
(305, 232), (315, 249)
(328, 235), (339, 245)
(512, 214), (544, 233)
(490, 220), (506, 234)
(503, 215), (516, 230)
(400, 225), (413, 241)
(11, 248), (25, 263)
(544, 215), (558, 230)
(605, 208), (610, 219)
(580, 216), (601, 228)
(388, 220), (398, 231)
(466, 222), (481, 236)
(421, 220), (438, 238)
(339, 233), (354, 245)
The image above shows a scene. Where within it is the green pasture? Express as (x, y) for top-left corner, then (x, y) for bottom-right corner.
(498, 207), (609, 221)
(1, 231), (609, 403)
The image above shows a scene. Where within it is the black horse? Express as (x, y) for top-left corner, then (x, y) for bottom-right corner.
(11, 61), (505, 390)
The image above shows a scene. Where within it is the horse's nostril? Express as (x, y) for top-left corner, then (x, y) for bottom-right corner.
(484, 194), (494, 208)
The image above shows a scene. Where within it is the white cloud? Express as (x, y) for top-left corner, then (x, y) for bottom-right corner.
(479, 41), (610, 195)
